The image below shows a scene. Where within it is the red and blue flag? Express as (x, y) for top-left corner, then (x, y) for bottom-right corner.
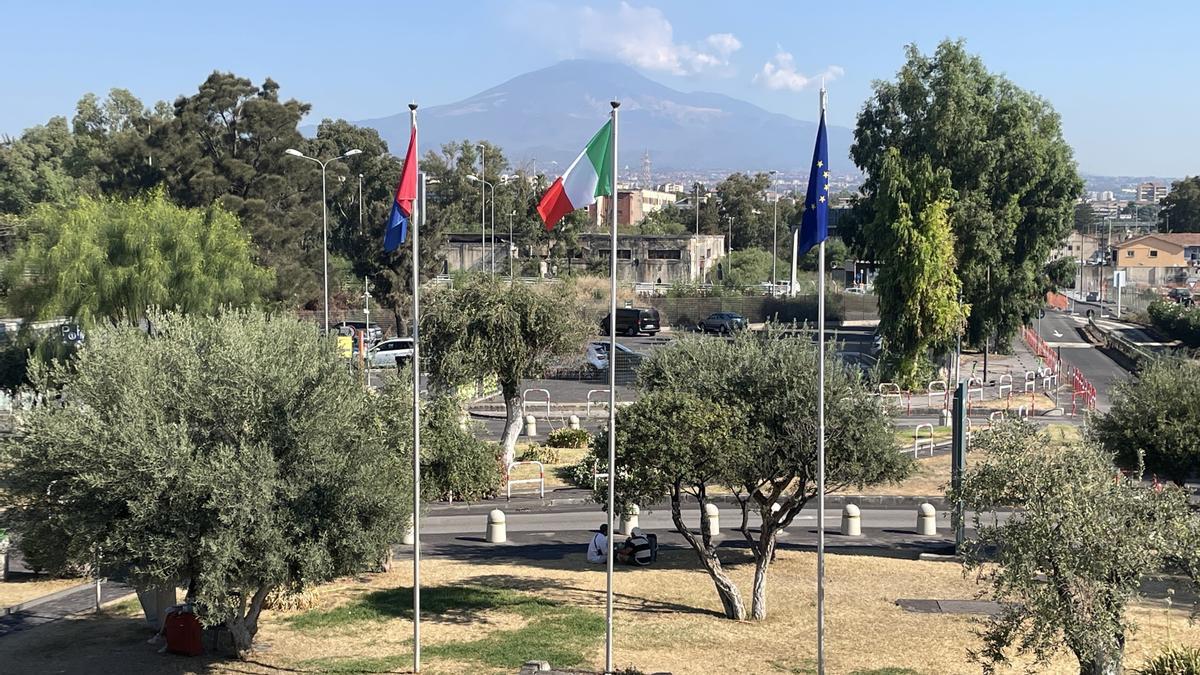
(384, 125), (418, 252)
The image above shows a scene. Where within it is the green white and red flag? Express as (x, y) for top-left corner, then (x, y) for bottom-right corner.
(536, 120), (614, 230)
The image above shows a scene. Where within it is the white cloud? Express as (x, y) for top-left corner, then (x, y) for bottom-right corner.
(538, 2), (741, 76)
(753, 50), (844, 91)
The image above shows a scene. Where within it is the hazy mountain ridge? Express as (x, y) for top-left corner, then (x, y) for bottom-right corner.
(327, 60), (856, 174)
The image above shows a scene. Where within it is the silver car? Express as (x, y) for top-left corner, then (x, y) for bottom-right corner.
(367, 338), (414, 368)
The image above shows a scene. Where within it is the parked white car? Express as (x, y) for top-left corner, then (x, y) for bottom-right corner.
(585, 341), (642, 370)
(367, 338), (414, 368)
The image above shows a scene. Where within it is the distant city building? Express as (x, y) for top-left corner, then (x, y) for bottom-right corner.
(590, 189), (680, 226)
(656, 182), (685, 194)
(440, 232), (725, 284)
(1136, 182), (1168, 203)
(1112, 233), (1200, 287)
(1089, 200), (1121, 219)
(1098, 190), (1115, 202)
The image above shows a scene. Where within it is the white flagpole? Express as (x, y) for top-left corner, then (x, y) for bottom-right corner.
(605, 99), (620, 675)
(816, 86), (828, 675)
(409, 103), (423, 674)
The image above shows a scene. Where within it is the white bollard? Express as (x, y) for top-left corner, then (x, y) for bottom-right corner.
(524, 414), (537, 437)
(568, 414), (580, 430)
(702, 503), (720, 537)
(917, 503), (937, 536)
(486, 509), (507, 543)
(401, 515), (415, 545)
(619, 505), (640, 535)
(841, 504), (861, 536)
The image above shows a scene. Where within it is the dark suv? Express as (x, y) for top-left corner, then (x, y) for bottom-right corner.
(601, 307), (661, 337)
(1167, 288), (1194, 305)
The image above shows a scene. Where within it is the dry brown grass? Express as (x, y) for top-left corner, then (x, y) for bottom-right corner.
(2, 550), (1197, 675)
(0, 576), (87, 609)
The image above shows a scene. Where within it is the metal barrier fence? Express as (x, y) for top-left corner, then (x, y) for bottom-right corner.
(1024, 326), (1097, 412)
(506, 461), (545, 499)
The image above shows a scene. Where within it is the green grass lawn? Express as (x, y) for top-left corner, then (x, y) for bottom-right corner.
(289, 585), (603, 673)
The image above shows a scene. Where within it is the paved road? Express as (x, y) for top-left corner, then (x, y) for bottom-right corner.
(1034, 309), (1129, 410)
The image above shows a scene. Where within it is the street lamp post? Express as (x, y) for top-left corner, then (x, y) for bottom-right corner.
(767, 169), (778, 292)
(467, 175), (494, 276)
(694, 182), (700, 235)
(285, 147), (363, 333)
(508, 210), (516, 280)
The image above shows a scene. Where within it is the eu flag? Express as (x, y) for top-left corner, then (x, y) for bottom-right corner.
(797, 109), (829, 257)
(384, 125), (418, 252)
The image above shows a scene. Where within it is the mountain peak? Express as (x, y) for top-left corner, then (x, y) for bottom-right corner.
(350, 61), (853, 172)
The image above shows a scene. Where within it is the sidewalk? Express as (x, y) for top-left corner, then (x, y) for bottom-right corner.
(0, 580), (134, 638)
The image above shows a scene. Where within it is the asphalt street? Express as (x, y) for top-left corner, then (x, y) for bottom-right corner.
(1034, 308), (1132, 410)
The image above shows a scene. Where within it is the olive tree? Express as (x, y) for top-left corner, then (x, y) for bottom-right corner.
(1090, 358), (1200, 486)
(421, 274), (592, 465)
(950, 421), (1197, 675)
(0, 310), (412, 657)
(598, 391), (749, 618)
(594, 329), (911, 620)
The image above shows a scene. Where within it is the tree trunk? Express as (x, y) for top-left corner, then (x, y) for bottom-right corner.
(227, 584), (272, 659)
(670, 495), (746, 620)
(499, 380), (523, 467)
(1075, 638), (1123, 675)
(750, 527), (778, 620)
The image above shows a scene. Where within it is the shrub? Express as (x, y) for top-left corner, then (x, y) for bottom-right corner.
(1148, 299), (1200, 348)
(422, 396), (503, 502)
(546, 427), (591, 449)
(1137, 645), (1200, 675)
(517, 444), (561, 465)
(565, 457), (600, 489)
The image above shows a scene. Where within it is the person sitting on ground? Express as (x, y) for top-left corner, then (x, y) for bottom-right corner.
(616, 527), (653, 567)
(587, 524), (609, 564)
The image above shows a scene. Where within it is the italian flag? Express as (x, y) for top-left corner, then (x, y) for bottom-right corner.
(536, 120), (614, 230)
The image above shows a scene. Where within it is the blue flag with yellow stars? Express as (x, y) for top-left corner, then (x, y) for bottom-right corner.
(797, 108), (829, 257)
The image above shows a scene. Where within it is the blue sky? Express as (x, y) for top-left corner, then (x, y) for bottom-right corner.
(1, 0), (1194, 176)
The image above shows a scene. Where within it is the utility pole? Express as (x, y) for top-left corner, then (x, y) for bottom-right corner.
(479, 143), (486, 274)
(694, 182), (700, 235)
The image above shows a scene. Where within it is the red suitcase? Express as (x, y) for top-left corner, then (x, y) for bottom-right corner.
(163, 606), (203, 657)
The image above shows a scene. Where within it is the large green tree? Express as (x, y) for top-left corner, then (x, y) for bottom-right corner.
(4, 192), (271, 326)
(0, 310), (413, 657)
(850, 40), (1082, 347)
(869, 149), (966, 387)
(596, 330), (910, 620)
(1159, 176), (1200, 232)
(951, 421), (1197, 675)
(0, 117), (81, 214)
(1090, 358), (1200, 485)
(421, 274), (592, 464)
(153, 73), (326, 307)
(713, 171), (773, 251)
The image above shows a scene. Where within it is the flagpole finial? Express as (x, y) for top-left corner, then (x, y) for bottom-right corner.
(408, 102), (418, 112)
(610, 100), (620, 110)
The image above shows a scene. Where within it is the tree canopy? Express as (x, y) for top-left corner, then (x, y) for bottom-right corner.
(951, 422), (1197, 675)
(1159, 176), (1200, 232)
(850, 40), (1082, 347)
(1090, 358), (1200, 485)
(593, 330), (910, 620)
(4, 192), (271, 326)
(420, 274), (592, 464)
(0, 310), (413, 656)
(868, 148), (966, 387)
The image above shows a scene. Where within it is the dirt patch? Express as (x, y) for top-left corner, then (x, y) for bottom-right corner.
(2, 550), (1197, 674)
